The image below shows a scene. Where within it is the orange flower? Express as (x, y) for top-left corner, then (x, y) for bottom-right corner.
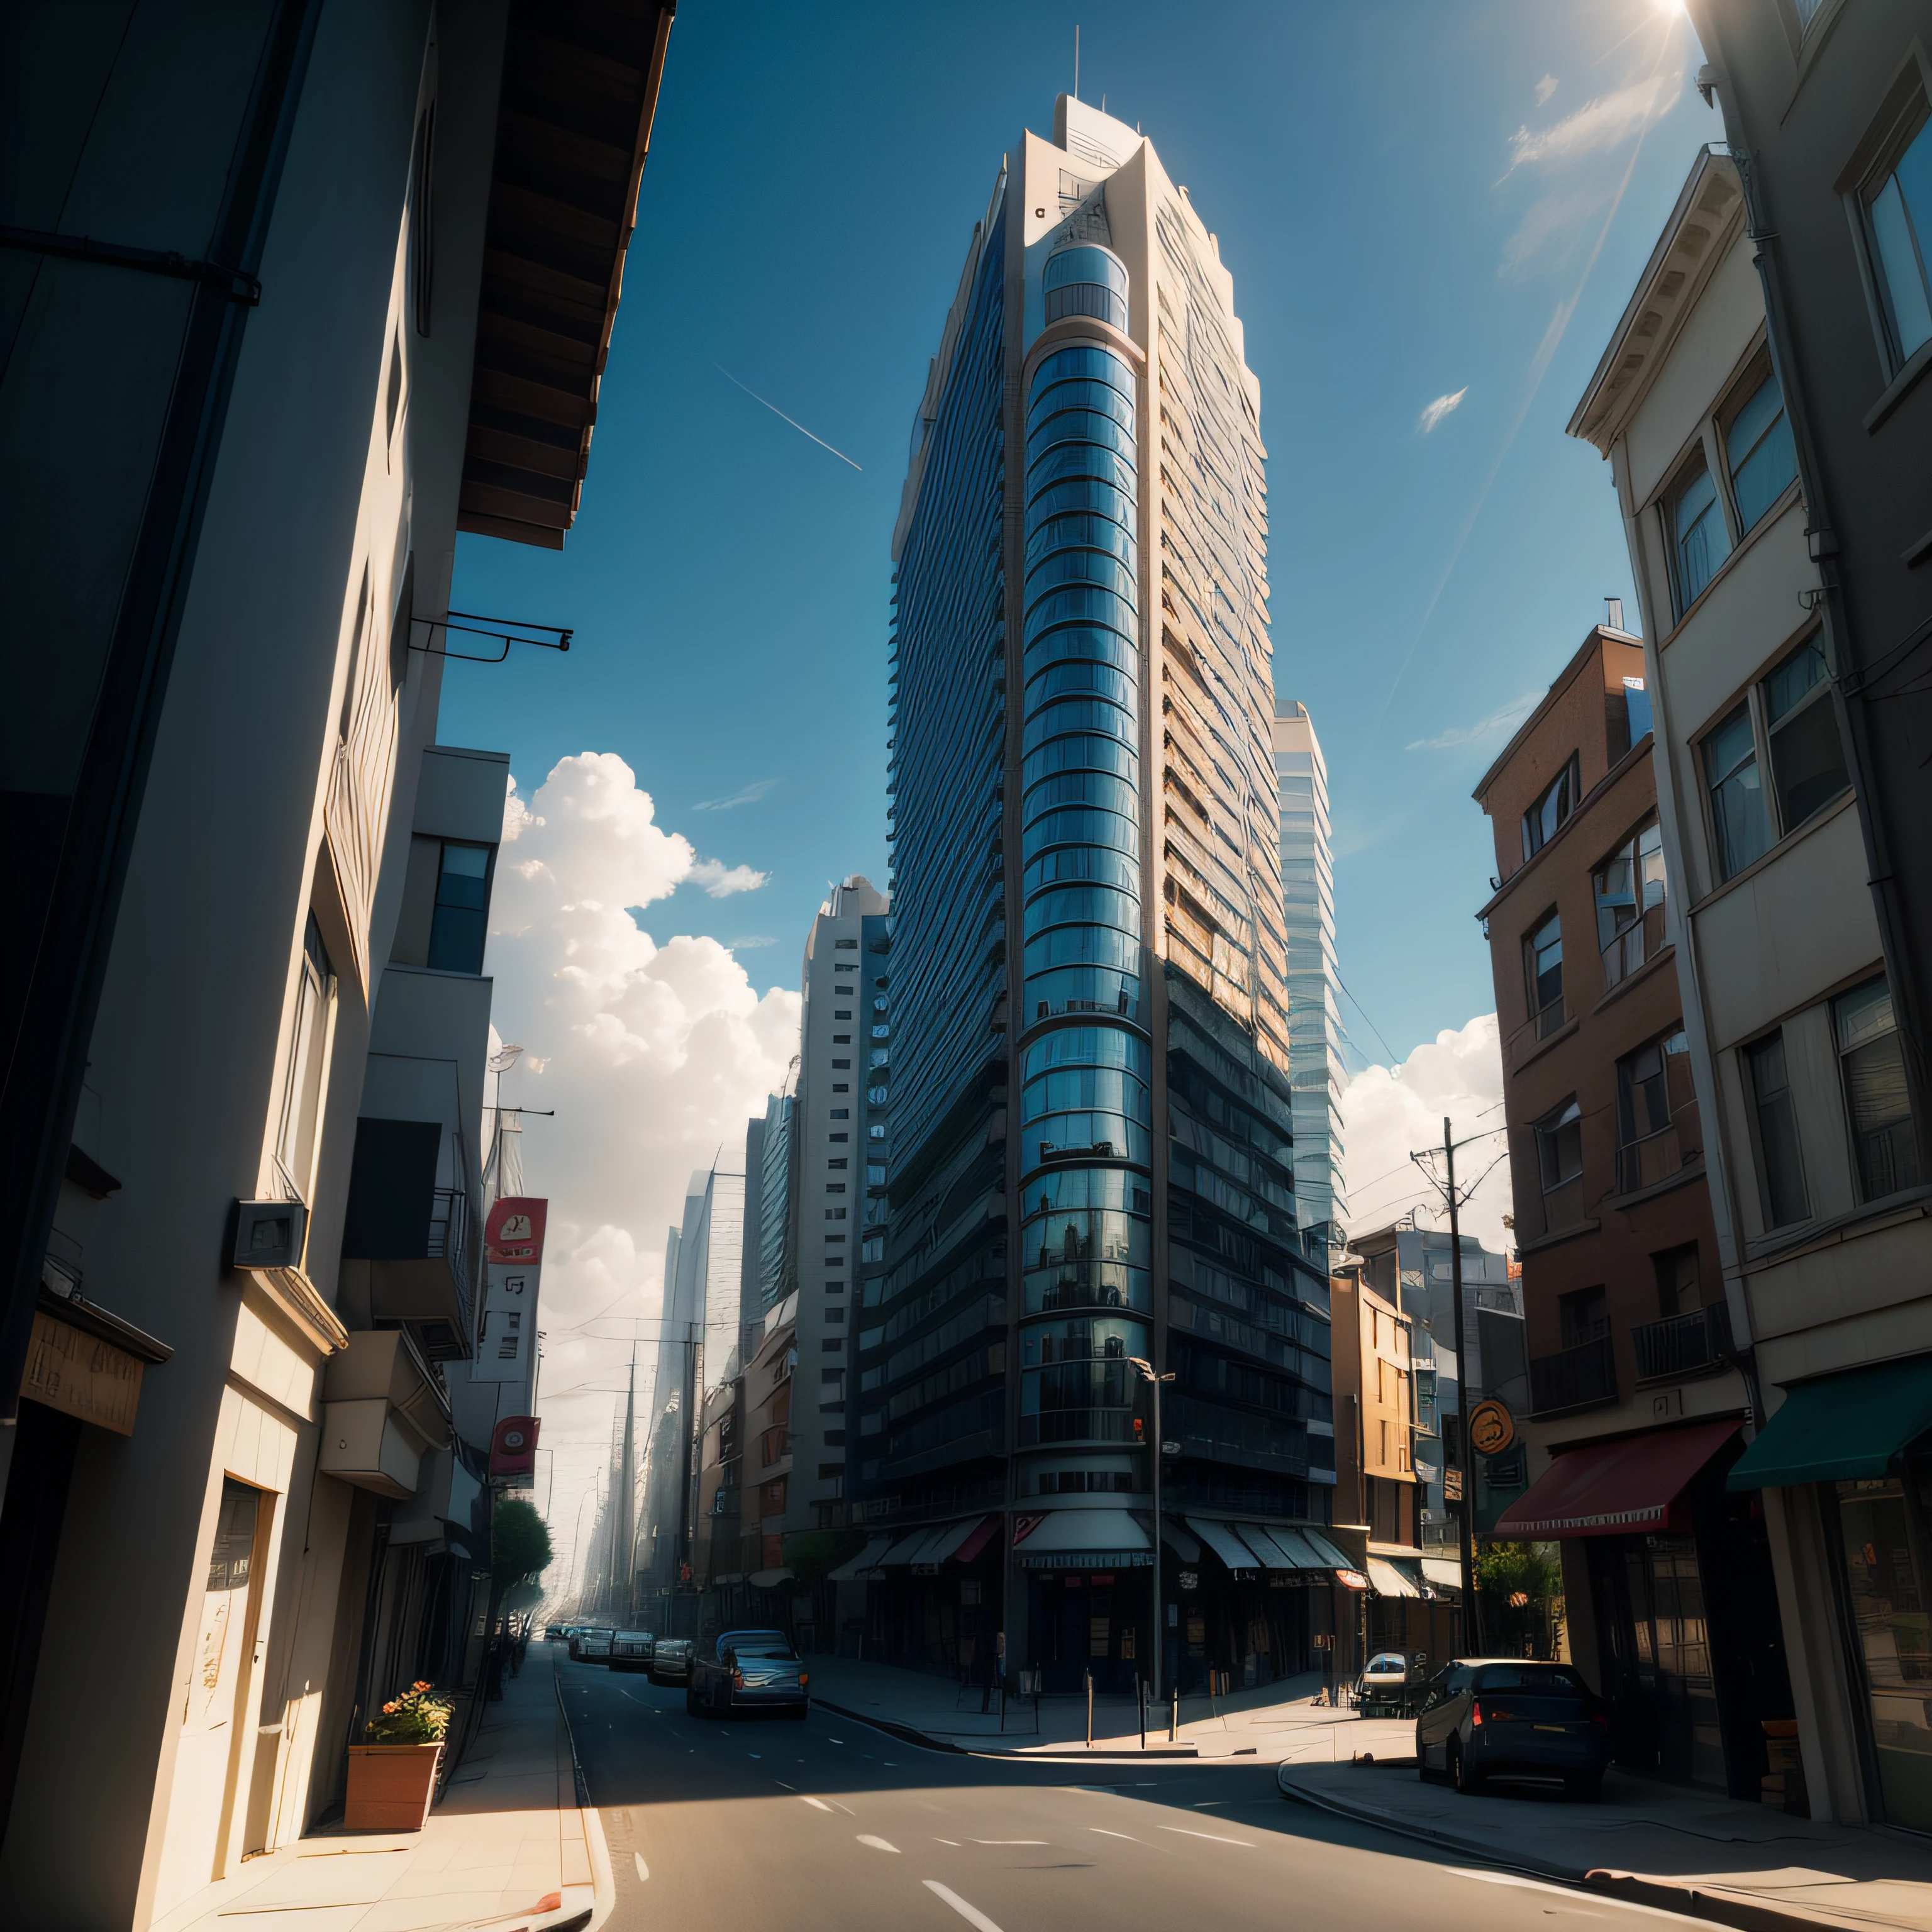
(382, 1701), (399, 1714)
(413, 1680), (432, 1691)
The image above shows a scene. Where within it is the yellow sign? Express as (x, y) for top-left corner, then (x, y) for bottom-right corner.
(24, 1310), (144, 1435)
(1469, 1398), (1516, 1457)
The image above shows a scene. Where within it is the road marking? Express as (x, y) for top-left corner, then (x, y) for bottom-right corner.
(748, 1753), (762, 1759)
(633, 1853), (649, 1882)
(1089, 1829), (1145, 1842)
(828, 1737), (845, 1743)
(830, 1800), (857, 1816)
(935, 1838), (961, 1845)
(1191, 1799), (1224, 1806)
(802, 1797), (834, 1812)
(857, 1834), (900, 1853)
(970, 1839), (1045, 1845)
(1158, 1826), (1253, 1846)
(775, 1780), (797, 1790)
(923, 1880), (1006, 1932)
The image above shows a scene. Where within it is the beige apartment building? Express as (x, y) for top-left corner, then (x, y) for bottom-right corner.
(1571, 145), (1932, 1831)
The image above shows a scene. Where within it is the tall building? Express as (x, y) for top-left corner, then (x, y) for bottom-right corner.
(1570, 126), (1932, 1828)
(860, 95), (1335, 1696)
(757, 1089), (796, 1313)
(1272, 701), (1349, 1260)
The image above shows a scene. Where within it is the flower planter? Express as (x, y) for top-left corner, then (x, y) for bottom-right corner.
(345, 1741), (442, 1831)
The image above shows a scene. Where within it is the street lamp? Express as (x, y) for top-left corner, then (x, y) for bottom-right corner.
(1126, 1357), (1176, 1707)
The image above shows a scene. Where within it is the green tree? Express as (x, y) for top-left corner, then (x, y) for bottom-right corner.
(492, 1497), (553, 1591)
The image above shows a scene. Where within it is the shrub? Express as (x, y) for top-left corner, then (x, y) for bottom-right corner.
(364, 1680), (452, 1745)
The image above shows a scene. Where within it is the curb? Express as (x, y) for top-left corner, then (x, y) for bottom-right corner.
(807, 1697), (970, 1755)
(552, 1656), (614, 1932)
(1275, 1768), (1889, 1932)
(809, 1697), (1235, 1762)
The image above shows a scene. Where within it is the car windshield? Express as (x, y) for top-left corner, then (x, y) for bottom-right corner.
(731, 1640), (798, 1661)
(1476, 1663), (1588, 1695)
(1365, 1653), (1406, 1674)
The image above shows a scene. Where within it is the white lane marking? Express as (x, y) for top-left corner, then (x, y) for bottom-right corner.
(1089, 1828), (1146, 1843)
(775, 1780), (797, 1790)
(935, 1838), (962, 1845)
(748, 1753), (762, 1759)
(971, 1839), (1046, 1845)
(923, 1880), (1006, 1932)
(830, 1800), (857, 1816)
(633, 1853), (649, 1882)
(829, 1737), (845, 1744)
(857, 1834), (901, 1853)
(1158, 1826), (1253, 1846)
(802, 1797), (835, 1812)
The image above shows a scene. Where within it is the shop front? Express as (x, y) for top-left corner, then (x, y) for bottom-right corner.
(1497, 1416), (1791, 1799)
(844, 1515), (1004, 1678)
(1728, 1355), (1932, 1835)
(1015, 1507), (1152, 1692)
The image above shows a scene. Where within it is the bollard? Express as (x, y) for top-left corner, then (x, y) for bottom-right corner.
(1085, 1668), (1094, 1749)
(1138, 1675), (1146, 1751)
(1170, 1682), (1179, 1743)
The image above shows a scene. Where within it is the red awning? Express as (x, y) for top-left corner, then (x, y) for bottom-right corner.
(1493, 1419), (1741, 1538)
(950, 1514), (1002, 1563)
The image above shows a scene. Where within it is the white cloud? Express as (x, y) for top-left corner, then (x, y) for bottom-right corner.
(689, 858), (769, 897)
(1506, 72), (1680, 174)
(1500, 184), (1614, 279)
(1535, 74), (1560, 107)
(692, 777), (779, 812)
(1339, 1014), (1513, 1255)
(1406, 689), (1541, 752)
(487, 753), (800, 1582)
(1418, 387), (1468, 435)
(726, 934), (777, 950)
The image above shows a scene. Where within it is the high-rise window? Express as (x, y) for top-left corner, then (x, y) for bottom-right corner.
(427, 841), (491, 972)
(1668, 453), (1731, 615)
(1835, 979), (1921, 1202)
(1863, 99), (1932, 369)
(1745, 1031), (1809, 1228)
(1521, 754), (1581, 862)
(1524, 911), (1563, 1037)
(1723, 365), (1797, 536)
(1535, 1097), (1583, 1196)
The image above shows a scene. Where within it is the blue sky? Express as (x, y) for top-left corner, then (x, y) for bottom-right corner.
(440, 0), (1707, 1069)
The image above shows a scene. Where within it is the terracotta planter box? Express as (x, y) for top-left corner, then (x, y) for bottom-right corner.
(345, 1741), (443, 1831)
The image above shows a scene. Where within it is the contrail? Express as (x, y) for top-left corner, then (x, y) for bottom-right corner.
(1375, 30), (1678, 729)
(714, 363), (862, 471)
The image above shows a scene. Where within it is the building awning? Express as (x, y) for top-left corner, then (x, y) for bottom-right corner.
(952, 1515), (1002, 1563)
(914, 1519), (986, 1570)
(1366, 1557), (1423, 1599)
(1161, 1519), (1202, 1565)
(1301, 1530), (1357, 1571)
(748, 1567), (792, 1589)
(1421, 1557), (1464, 1596)
(890, 1525), (953, 1567)
(827, 1534), (892, 1582)
(1728, 1355), (1932, 1490)
(1494, 1419), (1741, 1538)
(872, 1530), (931, 1568)
(1235, 1524), (1299, 1571)
(1013, 1507), (1152, 1569)
(1186, 1517), (1261, 1572)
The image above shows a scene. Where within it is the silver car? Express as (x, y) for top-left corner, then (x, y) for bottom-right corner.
(650, 1637), (694, 1684)
(609, 1629), (656, 1671)
(687, 1629), (809, 1718)
(575, 1627), (614, 1663)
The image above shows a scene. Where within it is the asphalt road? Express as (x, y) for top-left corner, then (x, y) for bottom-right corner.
(555, 1648), (1695, 1932)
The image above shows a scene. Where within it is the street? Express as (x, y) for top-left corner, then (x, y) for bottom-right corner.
(557, 1648), (1695, 1932)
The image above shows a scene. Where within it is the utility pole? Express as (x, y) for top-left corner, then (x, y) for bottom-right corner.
(1129, 1357), (1175, 1708)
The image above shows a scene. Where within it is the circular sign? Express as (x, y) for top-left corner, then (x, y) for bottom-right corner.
(1469, 1398), (1516, 1457)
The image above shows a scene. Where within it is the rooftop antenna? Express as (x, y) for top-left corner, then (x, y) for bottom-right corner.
(1074, 23), (1079, 100)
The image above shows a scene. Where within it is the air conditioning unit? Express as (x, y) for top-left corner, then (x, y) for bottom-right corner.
(231, 1199), (307, 1272)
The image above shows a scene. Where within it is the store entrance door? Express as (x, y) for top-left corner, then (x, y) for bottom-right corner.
(1591, 1531), (1724, 1789)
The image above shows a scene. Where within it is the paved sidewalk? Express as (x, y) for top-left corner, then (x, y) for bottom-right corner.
(1279, 1758), (1932, 1932)
(150, 1646), (611, 1932)
(803, 1653), (1416, 1761)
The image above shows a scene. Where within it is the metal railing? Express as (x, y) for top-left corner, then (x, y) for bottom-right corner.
(1633, 1302), (1733, 1382)
(1616, 1099), (1701, 1194)
(1601, 902), (1667, 991)
(1529, 1334), (1618, 1416)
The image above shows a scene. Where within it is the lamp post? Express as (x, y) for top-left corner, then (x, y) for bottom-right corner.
(1127, 1357), (1175, 1706)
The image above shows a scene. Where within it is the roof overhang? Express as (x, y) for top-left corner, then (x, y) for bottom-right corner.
(457, 0), (676, 549)
(1567, 146), (1744, 456)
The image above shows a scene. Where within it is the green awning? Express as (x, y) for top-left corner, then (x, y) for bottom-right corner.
(1728, 1355), (1932, 1489)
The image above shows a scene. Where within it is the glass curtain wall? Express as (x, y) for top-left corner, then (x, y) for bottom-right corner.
(1018, 243), (1153, 1455)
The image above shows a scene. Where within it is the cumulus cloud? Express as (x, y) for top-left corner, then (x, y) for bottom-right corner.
(1506, 73), (1679, 174)
(1406, 689), (1541, 752)
(689, 858), (769, 897)
(1535, 74), (1560, 107)
(487, 753), (800, 1584)
(1340, 1014), (1513, 1254)
(1418, 387), (1468, 434)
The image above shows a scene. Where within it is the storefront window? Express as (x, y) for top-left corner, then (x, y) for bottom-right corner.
(1833, 1469), (1932, 1833)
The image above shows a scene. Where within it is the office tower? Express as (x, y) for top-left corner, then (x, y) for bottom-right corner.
(862, 96), (1335, 1694)
(757, 1090), (796, 1313)
(1272, 701), (1349, 1261)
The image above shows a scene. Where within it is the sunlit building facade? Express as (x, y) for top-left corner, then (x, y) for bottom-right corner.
(857, 96), (1336, 1695)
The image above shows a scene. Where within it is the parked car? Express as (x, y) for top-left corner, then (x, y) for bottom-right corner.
(545, 1624), (568, 1642)
(1416, 1658), (1611, 1799)
(687, 1629), (808, 1718)
(650, 1638), (695, 1685)
(1355, 1650), (1428, 1716)
(574, 1628), (614, 1663)
(609, 1629), (657, 1671)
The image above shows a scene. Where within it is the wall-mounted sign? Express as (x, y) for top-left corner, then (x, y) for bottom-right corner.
(1444, 1466), (1465, 1502)
(1469, 1399), (1517, 1457)
(477, 1196), (548, 1396)
(24, 1310), (143, 1435)
(490, 1414), (539, 1480)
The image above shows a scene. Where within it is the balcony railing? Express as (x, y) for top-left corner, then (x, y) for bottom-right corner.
(1616, 1099), (1701, 1195)
(1633, 1302), (1733, 1382)
(1529, 1333), (1618, 1416)
(1602, 902), (1667, 991)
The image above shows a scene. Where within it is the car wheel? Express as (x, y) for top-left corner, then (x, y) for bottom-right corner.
(1566, 1772), (1603, 1802)
(1448, 1736), (1484, 1795)
(786, 1702), (809, 1721)
(1415, 1726), (1432, 1780)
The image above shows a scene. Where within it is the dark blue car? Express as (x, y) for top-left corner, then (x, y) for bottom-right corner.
(687, 1628), (809, 1718)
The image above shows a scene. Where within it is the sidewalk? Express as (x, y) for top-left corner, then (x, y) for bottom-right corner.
(1279, 1757), (1932, 1932)
(150, 1646), (611, 1932)
(803, 1653), (1416, 1761)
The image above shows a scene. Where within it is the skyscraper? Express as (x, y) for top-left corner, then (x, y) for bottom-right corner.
(1272, 700), (1349, 1260)
(860, 96), (1338, 1694)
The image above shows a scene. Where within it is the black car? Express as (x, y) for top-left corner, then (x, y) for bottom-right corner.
(650, 1637), (695, 1685)
(687, 1629), (809, 1718)
(1415, 1658), (1612, 1799)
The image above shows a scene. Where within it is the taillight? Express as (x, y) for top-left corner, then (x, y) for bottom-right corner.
(1470, 1701), (1483, 1726)
(732, 1668), (745, 1689)
(1591, 1708), (1608, 1730)
(799, 1672), (809, 1690)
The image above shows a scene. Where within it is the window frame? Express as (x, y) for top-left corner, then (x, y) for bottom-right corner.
(1743, 1027), (1812, 1232)
(1663, 443), (1734, 619)
(1523, 908), (1563, 1037)
(426, 838), (496, 975)
(1520, 752), (1582, 864)
(1853, 82), (1932, 377)
(1718, 352), (1799, 542)
(274, 913), (338, 1209)
(1832, 976), (1923, 1205)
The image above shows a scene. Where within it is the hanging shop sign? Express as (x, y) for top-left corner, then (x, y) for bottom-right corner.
(1444, 1466), (1465, 1502)
(490, 1414), (539, 1480)
(476, 1196), (548, 1395)
(1469, 1399), (1517, 1457)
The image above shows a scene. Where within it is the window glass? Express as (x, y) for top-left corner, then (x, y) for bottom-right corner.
(1536, 1098), (1583, 1192)
(1745, 1031), (1809, 1228)
(1835, 979), (1921, 1201)
(1623, 675), (1654, 745)
(428, 841), (491, 973)
(1725, 369), (1797, 535)
(1672, 457), (1732, 613)
(1520, 754), (1581, 862)
(1525, 912), (1562, 1026)
(1703, 704), (1770, 882)
(1558, 1286), (1608, 1350)
(1763, 640), (1849, 831)
(1866, 108), (1932, 365)
(275, 914), (335, 1200)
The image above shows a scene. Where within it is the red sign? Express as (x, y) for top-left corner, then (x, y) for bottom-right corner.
(485, 1197), (548, 1266)
(491, 1414), (539, 1479)
(1011, 1513), (1045, 1548)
